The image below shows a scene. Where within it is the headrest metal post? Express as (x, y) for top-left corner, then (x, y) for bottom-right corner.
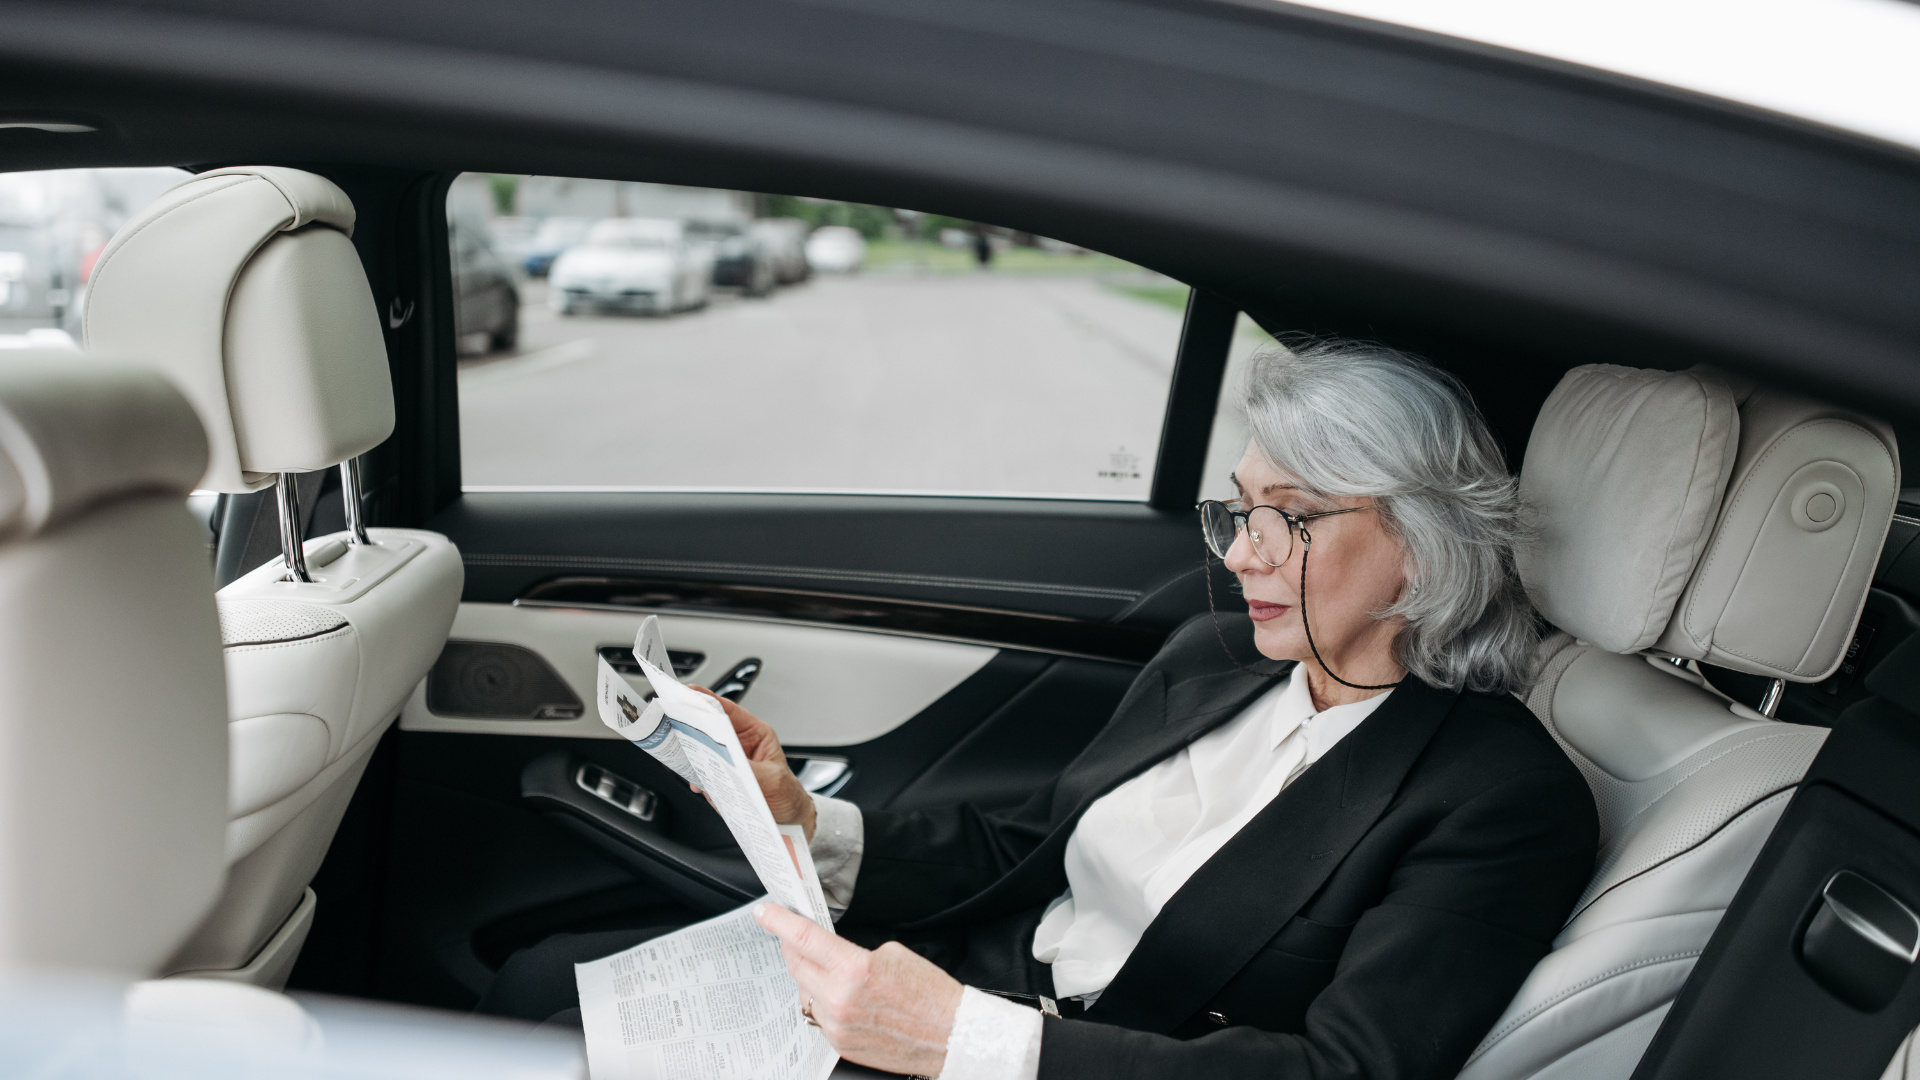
(340, 457), (372, 546)
(1759, 678), (1786, 719)
(276, 473), (312, 583)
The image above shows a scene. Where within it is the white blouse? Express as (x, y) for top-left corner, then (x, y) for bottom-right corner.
(1031, 665), (1389, 1001)
(807, 665), (1393, 1080)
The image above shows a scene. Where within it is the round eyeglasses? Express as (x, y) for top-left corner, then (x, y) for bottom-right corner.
(1198, 499), (1369, 566)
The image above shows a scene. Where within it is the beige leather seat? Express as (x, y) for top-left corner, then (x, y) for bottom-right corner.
(1458, 365), (1899, 1079)
(84, 167), (465, 985)
(0, 351), (229, 974)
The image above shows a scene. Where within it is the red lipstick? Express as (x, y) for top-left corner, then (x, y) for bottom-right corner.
(1247, 599), (1289, 622)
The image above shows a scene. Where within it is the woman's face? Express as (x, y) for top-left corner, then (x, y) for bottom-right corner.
(1224, 443), (1409, 676)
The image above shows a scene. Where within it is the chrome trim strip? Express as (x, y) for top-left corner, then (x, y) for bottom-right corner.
(511, 595), (1162, 665)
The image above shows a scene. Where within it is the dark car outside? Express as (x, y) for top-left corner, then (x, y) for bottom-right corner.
(449, 213), (519, 356)
(685, 218), (773, 297)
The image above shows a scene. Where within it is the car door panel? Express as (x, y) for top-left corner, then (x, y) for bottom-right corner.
(350, 483), (1211, 1005)
(365, 638), (1148, 1007)
(402, 602), (999, 745)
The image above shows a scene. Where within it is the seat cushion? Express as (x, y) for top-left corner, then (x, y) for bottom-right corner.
(1459, 636), (1827, 1080)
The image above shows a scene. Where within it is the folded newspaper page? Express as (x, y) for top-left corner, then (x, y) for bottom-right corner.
(576, 900), (838, 1080)
(595, 616), (833, 928)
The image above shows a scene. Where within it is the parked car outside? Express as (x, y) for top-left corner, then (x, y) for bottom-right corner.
(548, 217), (714, 316)
(0, 167), (185, 337)
(804, 224), (865, 273)
(448, 213), (519, 356)
(685, 218), (774, 297)
(519, 215), (593, 277)
(750, 217), (811, 284)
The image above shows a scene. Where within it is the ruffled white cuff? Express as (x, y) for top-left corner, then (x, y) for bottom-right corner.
(805, 792), (864, 918)
(936, 987), (1043, 1080)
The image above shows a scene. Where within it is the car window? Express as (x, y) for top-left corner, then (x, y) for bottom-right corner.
(0, 166), (190, 348)
(1197, 314), (1283, 505)
(447, 172), (1189, 499)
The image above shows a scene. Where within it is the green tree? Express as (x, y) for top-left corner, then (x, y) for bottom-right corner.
(757, 195), (902, 240)
(487, 174), (519, 215)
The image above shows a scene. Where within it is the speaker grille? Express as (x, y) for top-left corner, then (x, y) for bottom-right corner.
(427, 640), (584, 720)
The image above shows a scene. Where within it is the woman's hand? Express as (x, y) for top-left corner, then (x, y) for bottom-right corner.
(753, 902), (962, 1077)
(690, 687), (816, 841)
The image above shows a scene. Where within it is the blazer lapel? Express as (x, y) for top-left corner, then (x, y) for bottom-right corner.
(907, 655), (1291, 930)
(1049, 659), (1293, 823)
(1085, 676), (1460, 1033)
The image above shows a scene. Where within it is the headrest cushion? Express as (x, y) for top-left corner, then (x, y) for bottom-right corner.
(1518, 365), (1740, 653)
(83, 167), (392, 494)
(194, 166), (356, 236)
(0, 352), (207, 540)
(1656, 386), (1899, 680)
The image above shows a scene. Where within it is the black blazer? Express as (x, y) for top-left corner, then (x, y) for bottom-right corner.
(846, 613), (1598, 1080)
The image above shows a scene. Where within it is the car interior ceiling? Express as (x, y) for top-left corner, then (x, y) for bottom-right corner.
(5, 1), (1920, 1074)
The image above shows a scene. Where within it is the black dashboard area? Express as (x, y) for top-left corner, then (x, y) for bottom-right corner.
(436, 491), (1217, 627)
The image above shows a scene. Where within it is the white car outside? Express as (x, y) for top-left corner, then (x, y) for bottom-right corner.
(804, 225), (865, 273)
(548, 218), (714, 315)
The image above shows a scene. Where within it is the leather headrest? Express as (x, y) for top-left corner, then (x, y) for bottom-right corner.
(1518, 365), (1740, 653)
(1655, 383), (1899, 681)
(0, 351), (206, 541)
(82, 167), (394, 494)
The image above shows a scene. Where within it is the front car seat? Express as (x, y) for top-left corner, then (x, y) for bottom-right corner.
(0, 352), (229, 975)
(84, 167), (465, 984)
(1458, 365), (1898, 1079)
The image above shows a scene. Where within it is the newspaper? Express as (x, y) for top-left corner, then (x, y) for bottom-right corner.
(576, 901), (838, 1080)
(595, 616), (834, 928)
(582, 617), (842, 1079)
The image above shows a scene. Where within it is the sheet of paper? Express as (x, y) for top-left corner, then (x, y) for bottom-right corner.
(776, 824), (832, 929)
(595, 617), (831, 928)
(576, 902), (838, 1080)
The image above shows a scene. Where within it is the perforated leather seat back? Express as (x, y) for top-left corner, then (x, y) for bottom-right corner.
(1460, 366), (1897, 1080)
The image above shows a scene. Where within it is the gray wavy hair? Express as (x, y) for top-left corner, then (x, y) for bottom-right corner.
(1240, 338), (1538, 694)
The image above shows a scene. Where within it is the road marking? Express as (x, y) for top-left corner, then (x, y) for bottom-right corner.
(458, 338), (598, 387)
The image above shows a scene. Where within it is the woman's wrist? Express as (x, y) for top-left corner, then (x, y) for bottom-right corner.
(797, 786), (820, 842)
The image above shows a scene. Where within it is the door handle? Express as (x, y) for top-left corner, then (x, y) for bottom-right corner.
(710, 657), (762, 702)
(791, 756), (851, 797)
(1801, 868), (1920, 1009)
(597, 645), (706, 680)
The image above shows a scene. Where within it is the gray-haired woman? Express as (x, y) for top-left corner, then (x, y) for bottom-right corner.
(485, 340), (1599, 1080)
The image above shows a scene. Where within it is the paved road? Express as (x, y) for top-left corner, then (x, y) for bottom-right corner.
(458, 273), (1188, 496)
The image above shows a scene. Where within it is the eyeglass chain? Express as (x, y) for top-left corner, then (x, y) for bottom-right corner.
(1203, 526), (1400, 691)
